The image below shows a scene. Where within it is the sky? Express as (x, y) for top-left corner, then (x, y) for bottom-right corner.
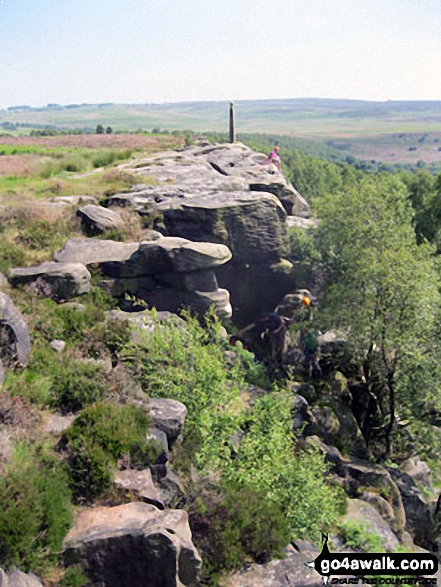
(1, 0), (441, 109)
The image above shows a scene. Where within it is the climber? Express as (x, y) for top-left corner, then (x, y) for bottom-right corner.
(236, 312), (287, 364)
(261, 146), (281, 169)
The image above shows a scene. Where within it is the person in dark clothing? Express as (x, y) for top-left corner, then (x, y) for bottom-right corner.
(237, 312), (288, 364)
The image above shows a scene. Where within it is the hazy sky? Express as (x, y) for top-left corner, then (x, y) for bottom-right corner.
(1, 0), (441, 108)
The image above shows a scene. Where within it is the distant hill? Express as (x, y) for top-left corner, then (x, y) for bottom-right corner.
(1, 98), (441, 167)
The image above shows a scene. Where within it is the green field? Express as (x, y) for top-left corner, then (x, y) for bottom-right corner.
(2, 98), (441, 166)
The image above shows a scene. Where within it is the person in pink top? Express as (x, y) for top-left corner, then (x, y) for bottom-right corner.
(261, 145), (281, 169)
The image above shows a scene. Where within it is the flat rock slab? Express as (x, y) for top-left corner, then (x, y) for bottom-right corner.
(55, 238), (139, 265)
(50, 195), (98, 206)
(55, 237), (231, 275)
(77, 204), (122, 232)
(43, 414), (76, 435)
(0, 292), (31, 366)
(225, 541), (324, 587)
(9, 262), (90, 300)
(63, 502), (201, 587)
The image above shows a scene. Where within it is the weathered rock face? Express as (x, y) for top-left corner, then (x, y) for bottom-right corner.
(9, 262), (90, 300)
(63, 502), (201, 587)
(0, 292), (31, 367)
(147, 398), (187, 448)
(158, 191), (288, 264)
(77, 204), (122, 233)
(305, 437), (406, 537)
(389, 466), (436, 549)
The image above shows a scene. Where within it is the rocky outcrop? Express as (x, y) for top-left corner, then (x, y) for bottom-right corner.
(0, 292), (31, 367)
(9, 262), (90, 300)
(63, 502), (201, 587)
(225, 540), (356, 586)
(305, 437), (406, 537)
(100, 142), (311, 323)
(77, 204), (122, 233)
(125, 142), (309, 216)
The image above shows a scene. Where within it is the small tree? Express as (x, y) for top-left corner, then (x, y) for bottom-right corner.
(106, 126), (113, 134)
(314, 175), (441, 458)
(95, 124), (104, 134)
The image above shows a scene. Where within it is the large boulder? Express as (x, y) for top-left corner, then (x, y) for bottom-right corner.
(9, 262), (90, 300)
(63, 502), (202, 587)
(77, 204), (122, 233)
(113, 469), (165, 510)
(0, 568), (43, 587)
(0, 292), (31, 367)
(343, 499), (400, 552)
(125, 142), (309, 217)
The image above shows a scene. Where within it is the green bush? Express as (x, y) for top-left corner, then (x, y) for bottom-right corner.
(190, 481), (291, 582)
(0, 242), (26, 272)
(91, 149), (133, 168)
(0, 443), (72, 572)
(4, 342), (108, 413)
(63, 403), (158, 500)
(60, 566), (89, 587)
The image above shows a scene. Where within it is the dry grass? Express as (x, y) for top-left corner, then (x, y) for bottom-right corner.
(0, 154), (39, 176)
(0, 134), (182, 150)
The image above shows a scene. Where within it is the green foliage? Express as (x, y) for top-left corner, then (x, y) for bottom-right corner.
(64, 402), (156, 500)
(0, 443), (72, 572)
(125, 310), (343, 564)
(339, 520), (385, 553)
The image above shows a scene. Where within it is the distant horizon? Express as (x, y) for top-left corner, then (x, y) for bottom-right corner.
(4, 96), (441, 111)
